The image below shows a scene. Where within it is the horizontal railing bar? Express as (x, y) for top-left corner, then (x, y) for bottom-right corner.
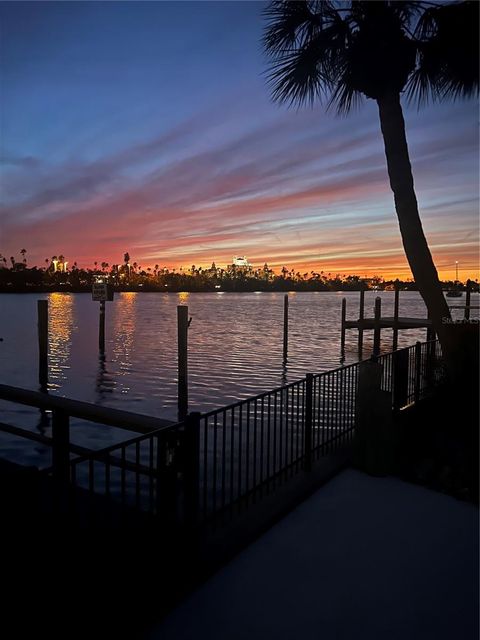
(0, 422), (107, 461)
(43, 446), (158, 478)
(0, 384), (174, 433)
(0, 421), (53, 446)
(0, 422), (109, 461)
(74, 423), (183, 460)
(201, 379), (305, 418)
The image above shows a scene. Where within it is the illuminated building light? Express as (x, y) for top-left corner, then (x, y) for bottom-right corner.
(232, 256), (250, 267)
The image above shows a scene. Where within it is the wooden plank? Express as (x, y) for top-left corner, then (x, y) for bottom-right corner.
(344, 317), (432, 330)
(0, 383), (175, 432)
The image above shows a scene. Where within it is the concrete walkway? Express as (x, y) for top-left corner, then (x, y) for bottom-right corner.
(149, 470), (478, 640)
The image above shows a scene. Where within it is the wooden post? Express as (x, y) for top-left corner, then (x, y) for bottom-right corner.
(37, 300), (48, 386)
(183, 412), (200, 526)
(283, 294), (288, 362)
(465, 279), (471, 320)
(373, 296), (381, 357)
(177, 305), (189, 420)
(99, 300), (106, 352)
(304, 373), (313, 471)
(340, 298), (346, 355)
(393, 283), (400, 351)
(358, 289), (365, 357)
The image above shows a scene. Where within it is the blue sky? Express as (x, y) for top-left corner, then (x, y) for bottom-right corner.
(1, 1), (478, 279)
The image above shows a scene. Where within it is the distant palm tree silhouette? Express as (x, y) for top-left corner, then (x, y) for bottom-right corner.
(263, 0), (478, 355)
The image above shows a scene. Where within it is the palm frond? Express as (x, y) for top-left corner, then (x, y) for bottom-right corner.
(325, 56), (364, 115)
(411, 1), (479, 105)
(264, 2), (352, 108)
(388, 1), (424, 25)
(266, 41), (331, 106)
(404, 61), (439, 107)
(263, 1), (322, 56)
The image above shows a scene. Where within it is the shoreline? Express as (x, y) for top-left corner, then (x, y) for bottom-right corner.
(0, 285), (422, 294)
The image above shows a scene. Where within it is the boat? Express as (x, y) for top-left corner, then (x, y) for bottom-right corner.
(446, 261), (463, 297)
(446, 288), (462, 298)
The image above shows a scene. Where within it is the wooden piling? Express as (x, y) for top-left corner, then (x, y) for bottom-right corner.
(99, 300), (106, 352)
(373, 297), (381, 357)
(393, 283), (400, 351)
(177, 305), (189, 419)
(340, 298), (346, 355)
(37, 300), (48, 386)
(465, 279), (471, 320)
(358, 289), (365, 356)
(283, 294), (288, 362)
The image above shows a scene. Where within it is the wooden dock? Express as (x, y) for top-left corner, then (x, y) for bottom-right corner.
(341, 286), (435, 357)
(344, 316), (432, 330)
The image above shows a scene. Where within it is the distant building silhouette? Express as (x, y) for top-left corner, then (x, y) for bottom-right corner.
(232, 256), (250, 268)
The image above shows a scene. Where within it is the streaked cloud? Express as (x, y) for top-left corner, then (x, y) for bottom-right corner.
(0, 1), (478, 281)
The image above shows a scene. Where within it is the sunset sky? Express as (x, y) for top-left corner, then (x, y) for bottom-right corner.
(1, 1), (478, 281)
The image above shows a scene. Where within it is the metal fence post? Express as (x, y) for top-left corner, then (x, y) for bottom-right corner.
(414, 341), (422, 404)
(304, 374), (313, 471)
(392, 348), (409, 411)
(425, 338), (435, 386)
(52, 408), (70, 507)
(156, 430), (179, 524)
(183, 411), (200, 526)
(355, 359), (393, 475)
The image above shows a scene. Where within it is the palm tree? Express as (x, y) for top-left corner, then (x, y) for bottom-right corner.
(263, 0), (478, 369)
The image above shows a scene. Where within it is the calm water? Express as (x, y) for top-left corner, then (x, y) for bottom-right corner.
(0, 291), (475, 464)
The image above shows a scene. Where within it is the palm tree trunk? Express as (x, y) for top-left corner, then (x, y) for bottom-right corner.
(376, 93), (451, 345)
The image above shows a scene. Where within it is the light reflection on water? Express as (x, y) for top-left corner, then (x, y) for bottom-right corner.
(111, 291), (136, 395)
(0, 291), (477, 463)
(48, 292), (76, 389)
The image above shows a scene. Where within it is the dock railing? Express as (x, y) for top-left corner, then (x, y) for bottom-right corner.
(0, 339), (444, 525)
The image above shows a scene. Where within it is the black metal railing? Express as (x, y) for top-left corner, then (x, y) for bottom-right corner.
(198, 378), (307, 520)
(0, 383), (174, 490)
(311, 362), (358, 457)
(69, 424), (181, 517)
(378, 339), (444, 410)
(0, 339), (444, 525)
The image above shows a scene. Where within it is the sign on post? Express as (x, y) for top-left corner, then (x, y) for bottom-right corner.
(92, 282), (114, 301)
